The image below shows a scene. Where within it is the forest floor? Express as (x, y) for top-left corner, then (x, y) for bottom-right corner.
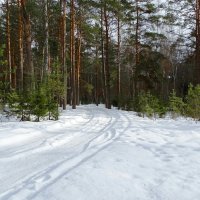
(0, 105), (200, 200)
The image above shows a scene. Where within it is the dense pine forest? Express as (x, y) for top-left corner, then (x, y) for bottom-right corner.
(0, 0), (200, 121)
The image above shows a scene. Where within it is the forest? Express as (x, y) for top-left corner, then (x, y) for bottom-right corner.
(0, 0), (200, 121)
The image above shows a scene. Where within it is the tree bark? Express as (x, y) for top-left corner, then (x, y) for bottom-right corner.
(117, 15), (121, 108)
(71, 0), (76, 109)
(21, 0), (34, 90)
(18, 0), (24, 91)
(44, 0), (49, 79)
(95, 44), (99, 106)
(196, 0), (200, 84)
(134, 0), (140, 97)
(61, 0), (67, 109)
(11, 47), (16, 89)
(104, 3), (111, 109)
(76, 25), (82, 106)
(6, 0), (12, 90)
(100, 1), (106, 107)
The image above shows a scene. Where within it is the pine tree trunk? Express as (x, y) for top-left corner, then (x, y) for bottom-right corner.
(95, 45), (99, 106)
(58, 9), (63, 107)
(61, 0), (67, 110)
(24, 16), (34, 90)
(6, 0), (12, 90)
(44, 0), (49, 79)
(134, 0), (140, 97)
(21, 0), (34, 90)
(104, 3), (111, 109)
(71, 0), (76, 109)
(196, 0), (200, 84)
(100, 1), (106, 107)
(11, 48), (16, 89)
(117, 15), (121, 108)
(18, 0), (24, 91)
(76, 27), (81, 106)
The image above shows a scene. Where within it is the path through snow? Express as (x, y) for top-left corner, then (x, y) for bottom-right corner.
(0, 105), (200, 200)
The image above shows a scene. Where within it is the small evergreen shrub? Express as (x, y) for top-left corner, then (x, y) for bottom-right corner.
(47, 98), (59, 120)
(134, 91), (166, 118)
(185, 84), (200, 120)
(4, 73), (63, 122)
(31, 87), (48, 122)
(168, 90), (185, 118)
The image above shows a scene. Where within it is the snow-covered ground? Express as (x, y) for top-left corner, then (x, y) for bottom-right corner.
(0, 105), (200, 200)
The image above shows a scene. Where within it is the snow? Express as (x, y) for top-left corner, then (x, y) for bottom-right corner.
(0, 105), (200, 200)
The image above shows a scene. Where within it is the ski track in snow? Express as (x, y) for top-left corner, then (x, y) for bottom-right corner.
(0, 106), (131, 200)
(0, 105), (200, 200)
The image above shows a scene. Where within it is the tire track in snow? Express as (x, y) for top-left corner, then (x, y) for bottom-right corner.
(0, 107), (131, 200)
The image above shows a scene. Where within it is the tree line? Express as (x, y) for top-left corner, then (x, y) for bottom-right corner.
(0, 0), (200, 121)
